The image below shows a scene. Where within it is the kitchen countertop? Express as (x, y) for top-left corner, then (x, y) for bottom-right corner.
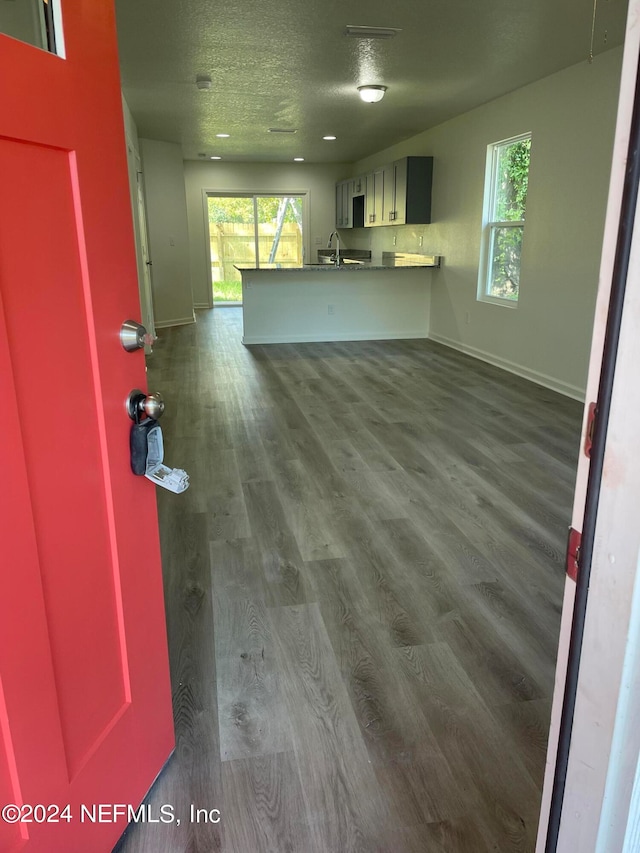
(236, 252), (441, 273)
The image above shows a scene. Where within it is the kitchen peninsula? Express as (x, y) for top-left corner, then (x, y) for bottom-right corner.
(237, 253), (440, 345)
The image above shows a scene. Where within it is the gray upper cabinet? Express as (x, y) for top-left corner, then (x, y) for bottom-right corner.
(384, 156), (433, 225)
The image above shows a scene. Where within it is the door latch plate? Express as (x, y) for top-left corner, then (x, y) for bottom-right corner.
(566, 527), (582, 582)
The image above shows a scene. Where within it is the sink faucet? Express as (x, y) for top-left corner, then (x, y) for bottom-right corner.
(327, 231), (341, 266)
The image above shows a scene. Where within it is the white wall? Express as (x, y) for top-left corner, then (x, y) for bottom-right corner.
(183, 161), (351, 308)
(349, 48), (623, 399)
(140, 139), (193, 328)
(241, 268), (432, 344)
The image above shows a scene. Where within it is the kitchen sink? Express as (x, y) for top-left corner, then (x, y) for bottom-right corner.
(317, 249), (371, 264)
(314, 257), (366, 265)
(304, 260), (364, 266)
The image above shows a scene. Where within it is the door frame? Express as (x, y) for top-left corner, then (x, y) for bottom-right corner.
(201, 187), (310, 309)
(537, 3), (640, 849)
(123, 109), (156, 339)
(135, 166), (156, 339)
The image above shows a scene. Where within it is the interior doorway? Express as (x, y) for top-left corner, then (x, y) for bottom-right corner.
(206, 193), (305, 305)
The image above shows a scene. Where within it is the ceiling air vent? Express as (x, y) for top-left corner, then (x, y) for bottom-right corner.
(344, 25), (401, 39)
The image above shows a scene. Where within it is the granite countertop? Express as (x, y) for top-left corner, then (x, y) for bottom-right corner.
(236, 252), (441, 272)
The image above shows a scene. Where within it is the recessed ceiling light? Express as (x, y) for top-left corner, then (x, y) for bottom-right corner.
(216, 133), (230, 138)
(323, 135), (337, 141)
(210, 156), (222, 160)
(294, 157), (305, 162)
(269, 128), (297, 134)
(344, 25), (401, 39)
(358, 85), (387, 103)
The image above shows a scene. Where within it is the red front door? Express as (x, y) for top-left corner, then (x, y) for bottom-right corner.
(0, 4), (174, 852)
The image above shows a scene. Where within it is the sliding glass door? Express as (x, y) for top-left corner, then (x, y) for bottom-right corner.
(207, 194), (305, 304)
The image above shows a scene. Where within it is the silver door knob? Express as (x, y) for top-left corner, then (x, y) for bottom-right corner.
(126, 389), (165, 421)
(142, 392), (165, 420)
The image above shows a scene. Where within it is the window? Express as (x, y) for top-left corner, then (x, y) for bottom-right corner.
(0, 0), (64, 56)
(478, 133), (531, 306)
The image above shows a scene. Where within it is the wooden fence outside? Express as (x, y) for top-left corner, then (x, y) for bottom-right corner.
(210, 222), (302, 282)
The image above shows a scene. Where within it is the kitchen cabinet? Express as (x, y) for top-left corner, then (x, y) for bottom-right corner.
(380, 163), (395, 224)
(365, 168), (385, 226)
(335, 179), (353, 229)
(352, 175), (366, 196)
(383, 156), (433, 225)
(351, 176), (366, 227)
(336, 157), (433, 230)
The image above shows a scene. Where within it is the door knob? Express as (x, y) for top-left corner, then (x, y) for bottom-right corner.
(126, 389), (165, 421)
(142, 392), (165, 420)
(120, 319), (157, 352)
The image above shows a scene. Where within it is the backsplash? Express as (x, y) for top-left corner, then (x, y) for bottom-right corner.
(337, 224), (436, 264)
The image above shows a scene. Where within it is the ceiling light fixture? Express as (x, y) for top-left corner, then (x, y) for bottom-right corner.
(268, 128), (297, 133)
(345, 25), (401, 39)
(323, 135), (337, 141)
(210, 156), (222, 160)
(358, 85), (387, 103)
(195, 74), (212, 90)
(216, 133), (230, 138)
(294, 157), (305, 162)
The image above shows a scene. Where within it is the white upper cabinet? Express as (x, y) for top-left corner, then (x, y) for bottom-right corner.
(384, 157), (433, 225)
(365, 169), (385, 226)
(335, 179), (353, 228)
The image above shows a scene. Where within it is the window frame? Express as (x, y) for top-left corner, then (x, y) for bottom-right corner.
(477, 132), (531, 308)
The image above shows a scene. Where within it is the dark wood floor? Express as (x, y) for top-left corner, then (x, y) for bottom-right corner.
(114, 307), (582, 853)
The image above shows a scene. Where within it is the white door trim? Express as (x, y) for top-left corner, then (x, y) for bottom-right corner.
(537, 4), (640, 849)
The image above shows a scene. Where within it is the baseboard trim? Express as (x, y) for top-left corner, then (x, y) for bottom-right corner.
(193, 302), (211, 309)
(428, 332), (585, 401)
(242, 330), (429, 345)
(155, 314), (195, 329)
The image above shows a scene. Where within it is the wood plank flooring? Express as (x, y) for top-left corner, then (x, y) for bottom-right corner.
(114, 307), (582, 853)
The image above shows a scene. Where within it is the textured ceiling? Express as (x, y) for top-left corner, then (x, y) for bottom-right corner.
(115, 0), (629, 164)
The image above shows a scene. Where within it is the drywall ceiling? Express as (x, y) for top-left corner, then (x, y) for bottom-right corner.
(115, 0), (628, 164)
